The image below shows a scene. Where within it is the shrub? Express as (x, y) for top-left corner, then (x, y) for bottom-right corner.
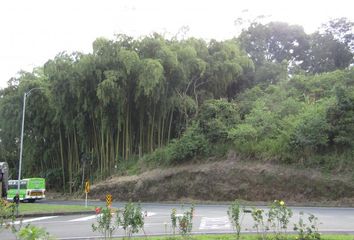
(197, 99), (240, 143)
(17, 225), (54, 240)
(0, 199), (15, 232)
(251, 208), (267, 240)
(144, 124), (210, 165)
(0, 199), (22, 237)
(251, 200), (292, 240)
(116, 202), (145, 239)
(294, 212), (321, 240)
(268, 200), (293, 237)
(289, 102), (330, 155)
(169, 125), (210, 163)
(171, 208), (177, 235)
(92, 207), (116, 239)
(227, 200), (247, 240)
(173, 206), (194, 238)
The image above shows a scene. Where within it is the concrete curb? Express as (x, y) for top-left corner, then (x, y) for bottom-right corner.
(16, 211), (95, 218)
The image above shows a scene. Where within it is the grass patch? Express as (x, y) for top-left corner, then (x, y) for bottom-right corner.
(17, 203), (94, 214)
(112, 234), (354, 240)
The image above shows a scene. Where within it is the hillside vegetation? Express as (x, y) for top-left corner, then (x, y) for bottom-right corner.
(143, 69), (354, 173)
(91, 157), (354, 203)
(0, 18), (353, 197)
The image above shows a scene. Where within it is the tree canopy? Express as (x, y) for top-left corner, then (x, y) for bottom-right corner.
(1, 18), (354, 192)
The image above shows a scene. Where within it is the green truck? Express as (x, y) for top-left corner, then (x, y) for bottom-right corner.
(7, 178), (46, 202)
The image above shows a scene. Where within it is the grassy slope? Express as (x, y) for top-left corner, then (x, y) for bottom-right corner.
(90, 156), (354, 205)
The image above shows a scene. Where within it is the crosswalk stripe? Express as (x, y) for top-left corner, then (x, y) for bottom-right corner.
(199, 216), (231, 230)
(14, 216), (58, 225)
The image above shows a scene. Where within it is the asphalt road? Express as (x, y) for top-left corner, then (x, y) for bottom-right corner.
(1, 200), (354, 239)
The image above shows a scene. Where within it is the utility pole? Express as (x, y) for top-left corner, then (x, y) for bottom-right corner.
(17, 88), (43, 193)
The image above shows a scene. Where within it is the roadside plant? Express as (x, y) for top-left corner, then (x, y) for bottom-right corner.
(251, 208), (268, 240)
(177, 205), (194, 238)
(294, 212), (321, 240)
(251, 200), (292, 240)
(227, 200), (247, 240)
(0, 199), (23, 236)
(116, 202), (145, 239)
(0, 199), (15, 231)
(171, 208), (177, 235)
(92, 207), (116, 239)
(267, 200), (293, 238)
(17, 224), (55, 240)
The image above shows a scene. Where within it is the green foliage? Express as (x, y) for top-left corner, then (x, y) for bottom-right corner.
(251, 208), (267, 239)
(254, 61), (288, 86)
(92, 207), (116, 239)
(169, 126), (209, 163)
(239, 19), (354, 74)
(1, 25), (354, 192)
(91, 202), (145, 239)
(0, 199), (17, 233)
(176, 206), (194, 238)
(197, 99), (240, 143)
(306, 32), (353, 74)
(239, 21), (309, 69)
(327, 86), (354, 148)
(227, 201), (246, 240)
(289, 102), (331, 154)
(116, 202), (145, 239)
(229, 99), (287, 159)
(0, 34), (256, 190)
(251, 200), (293, 240)
(138, 59), (164, 97)
(236, 86), (264, 118)
(17, 224), (54, 240)
(267, 200), (293, 237)
(145, 124), (210, 165)
(0, 199), (25, 238)
(226, 68), (354, 169)
(171, 208), (177, 235)
(294, 212), (321, 240)
(116, 156), (140, 175)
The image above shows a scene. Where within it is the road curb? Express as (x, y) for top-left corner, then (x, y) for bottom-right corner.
(16, 211), (95, 218)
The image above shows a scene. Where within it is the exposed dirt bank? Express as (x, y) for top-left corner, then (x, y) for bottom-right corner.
(90, 158), (354, 205)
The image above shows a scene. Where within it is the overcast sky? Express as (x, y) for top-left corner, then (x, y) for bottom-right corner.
(0, 0), (353, 89)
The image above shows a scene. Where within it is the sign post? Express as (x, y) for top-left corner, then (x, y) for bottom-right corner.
(106, 194), (112, 208)
(84, 180), (90, 207)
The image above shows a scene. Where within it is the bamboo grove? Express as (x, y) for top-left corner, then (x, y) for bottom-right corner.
(1, 18), (353, 192)
(0, 35), (254, 191)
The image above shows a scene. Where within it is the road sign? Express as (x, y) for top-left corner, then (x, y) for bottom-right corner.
(106, 194), (112, 207)
(85, 181), (90, 193)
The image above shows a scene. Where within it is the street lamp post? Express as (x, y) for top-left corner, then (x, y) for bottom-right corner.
(17, 88), (43, 194)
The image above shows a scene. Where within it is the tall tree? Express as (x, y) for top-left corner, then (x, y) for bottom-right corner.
(321, 17), (354, 52)
(239, 21), (309, 68)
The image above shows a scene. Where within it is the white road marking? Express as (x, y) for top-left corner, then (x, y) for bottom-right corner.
(67, 211), (156, 222)
(145, 212), (156, 217)
(199, 216), (231, 230)
(69, 214), (100, 222)
(14, 216), (58, 225)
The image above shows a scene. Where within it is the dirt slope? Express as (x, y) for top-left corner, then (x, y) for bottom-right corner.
(90, 158), (354, 204)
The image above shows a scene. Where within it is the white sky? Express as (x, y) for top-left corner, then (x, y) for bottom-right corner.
(0, 0), (353, 89)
